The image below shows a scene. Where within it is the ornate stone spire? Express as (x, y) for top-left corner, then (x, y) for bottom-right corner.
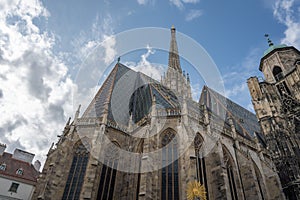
(163, 26), (192, 99)
(168, 25), (182, 73)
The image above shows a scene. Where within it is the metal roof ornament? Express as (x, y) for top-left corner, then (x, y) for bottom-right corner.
(264, 34), (274, 47)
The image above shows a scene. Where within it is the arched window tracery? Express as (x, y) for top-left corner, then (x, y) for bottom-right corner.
(97, 142), (120, 200)
(62, 140), (90, 200)
(194, 133), (209, 200)
(223, 147), (238, 200)
(161, 129), (179, 200)
(254, 163), (265, 200)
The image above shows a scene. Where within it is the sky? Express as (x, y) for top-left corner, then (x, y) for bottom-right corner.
(0, 0), (300, 164)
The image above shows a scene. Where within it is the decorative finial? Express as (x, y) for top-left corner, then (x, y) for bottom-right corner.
(264, 34), (274, 47)
(66, 117), (71, 126)
(75, 104), (81, 119)
(171, 25), (175, 29)
(117, 57), (120, 63)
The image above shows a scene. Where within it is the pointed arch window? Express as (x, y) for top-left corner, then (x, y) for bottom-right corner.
(254, 164), (265, 200)
(62, 141), (90, 200)
(97, 142), (120, 200)
(223, 147), (238, 200)
(161, 129), (179, 200)
(194, 134), (209, 200)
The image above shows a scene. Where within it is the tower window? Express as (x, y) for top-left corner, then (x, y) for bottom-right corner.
(273, 66), (283, 81)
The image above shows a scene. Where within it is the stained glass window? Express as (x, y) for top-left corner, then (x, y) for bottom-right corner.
(161, 129), (179, 200)
(194, 134), (209, 200)
(223, 147), (238, 200)
(97, 142), (120, 200)
(62, 141), (89, 200)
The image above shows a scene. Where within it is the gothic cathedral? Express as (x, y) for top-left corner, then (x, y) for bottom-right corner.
(33, 27), (296, 199)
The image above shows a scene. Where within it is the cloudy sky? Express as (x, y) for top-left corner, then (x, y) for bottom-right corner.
(0, 0), (299, 164)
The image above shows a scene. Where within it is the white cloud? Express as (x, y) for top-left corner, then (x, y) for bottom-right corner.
(71, 13), (116, 62)
(137, 0), (155, 5)
(70, 14), (118, 118)
(182, 0), (200, 3)
(125, 45), (166, 81)
(273, 0), (300, 48)
(101, 35), (116, 65)
(191, 83), (201, 101)
(224, 82), (248, 97)
(0, 0), (75, 164)
(169, 0), (184, 9)
(169, 0), (200, 9)
(185, 9), (203, 21)
(137, 0), (148, 5)
(222, 48), (261, 112)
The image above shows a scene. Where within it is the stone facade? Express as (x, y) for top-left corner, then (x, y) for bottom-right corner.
(33, 28), (286, 200)
(248, 43), (300, 199)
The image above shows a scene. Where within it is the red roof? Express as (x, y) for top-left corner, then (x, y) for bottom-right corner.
(0, 152), (39, 184)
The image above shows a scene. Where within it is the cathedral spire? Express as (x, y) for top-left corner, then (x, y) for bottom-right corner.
(168, 25), (182, 73)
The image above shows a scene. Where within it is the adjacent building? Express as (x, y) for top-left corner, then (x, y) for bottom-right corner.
(0, 144), (40, 200)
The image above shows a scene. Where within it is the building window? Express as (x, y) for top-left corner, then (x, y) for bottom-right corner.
(223, 147), (238, 200)
(0, 163), (6, 171)
(16, 168), (23, 175)
(97, 142), (120, 200)
(161, 129), (179, 200)
(62, 141), (90, 200)
(8, 182), (19, 193)
(194, 134), (209, 200)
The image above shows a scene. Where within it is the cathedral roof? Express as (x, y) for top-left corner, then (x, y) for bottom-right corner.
(82, 63), (180, 125)
(199, 86), (261, 139)
(82, 62), (262, 142)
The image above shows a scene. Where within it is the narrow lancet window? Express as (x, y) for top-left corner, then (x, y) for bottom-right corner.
(161, 129), (180, 200)
(194, 133), (209, 200)
(62, 141), (89, 200)
(97, 142), (120, 200)
(223, 147), (238, 200)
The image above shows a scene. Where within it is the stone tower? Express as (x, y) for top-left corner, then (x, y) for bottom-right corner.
(33, 28), (285, 200)
(163, 25), (192, 99)
(247, 37), (300, 199)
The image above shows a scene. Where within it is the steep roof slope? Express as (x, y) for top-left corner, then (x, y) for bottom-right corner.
(82, 63), (180, 126)
(199, 86), (261, 139)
